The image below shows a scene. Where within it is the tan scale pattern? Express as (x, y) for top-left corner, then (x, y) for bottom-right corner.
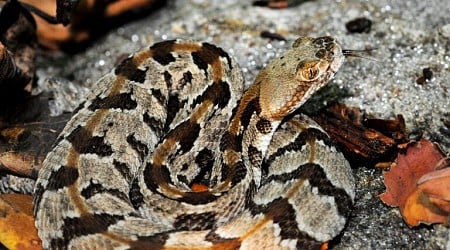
(34, 37), (355, 249)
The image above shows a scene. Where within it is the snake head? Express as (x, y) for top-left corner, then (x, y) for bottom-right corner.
(258, 36), (345, 120)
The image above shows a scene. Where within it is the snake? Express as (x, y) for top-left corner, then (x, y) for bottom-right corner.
(33, 36), (355, 249)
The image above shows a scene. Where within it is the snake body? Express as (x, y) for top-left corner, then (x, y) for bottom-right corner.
(33, 36), (355, 249)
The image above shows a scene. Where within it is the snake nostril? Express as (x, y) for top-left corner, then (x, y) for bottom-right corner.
(328, 51), (335, 59)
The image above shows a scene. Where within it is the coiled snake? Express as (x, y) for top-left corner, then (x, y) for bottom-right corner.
(33, 36), (355, 249)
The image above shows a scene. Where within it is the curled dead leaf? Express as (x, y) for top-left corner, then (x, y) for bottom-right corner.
(0, 194), (42, 250)
(380, 139), (450, 227)
(0, 0), (37, 102)
(19, 0), (165, 51)
(0, 94), (71, 179)
(311, 103), (407, 167)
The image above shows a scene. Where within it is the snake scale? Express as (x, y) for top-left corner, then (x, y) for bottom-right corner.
(33, 36), (355, 249)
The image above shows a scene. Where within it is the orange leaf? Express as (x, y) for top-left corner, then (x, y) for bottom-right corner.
(402, 185), (449, 226)
(0, 194), (42, 250)
(379, 139), (450, 227)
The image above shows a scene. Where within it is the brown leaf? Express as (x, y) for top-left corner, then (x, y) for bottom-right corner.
(0, 94), (70, 179)
(380, 139), (450, 226)
(0, 194), (42, 250)
(311, 103), (407, 167)
(0, 0), (37, 101)
(20, 0), (166, 51)
(414, 164), (450, 213)
(0, 43), (29, 87)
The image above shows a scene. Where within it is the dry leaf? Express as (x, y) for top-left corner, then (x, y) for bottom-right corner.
(0, 94), (70, 179)
(19, 0), (165, 50)
(380, 139), (450, 227)
(0, 0), (37, 101)
(0, 194), (42, 250)
(311, 103), (407, 167)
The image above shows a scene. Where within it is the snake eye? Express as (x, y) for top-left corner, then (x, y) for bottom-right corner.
(304, 67), (319, 80)
(296, 60), (320, 81)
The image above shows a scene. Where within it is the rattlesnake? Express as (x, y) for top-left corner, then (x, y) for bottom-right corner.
(33, 36), (355, 249)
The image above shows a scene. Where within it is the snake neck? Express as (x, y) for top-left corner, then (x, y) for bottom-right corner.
(224, 35), (347, 172)
(223, 79), (281, 184)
